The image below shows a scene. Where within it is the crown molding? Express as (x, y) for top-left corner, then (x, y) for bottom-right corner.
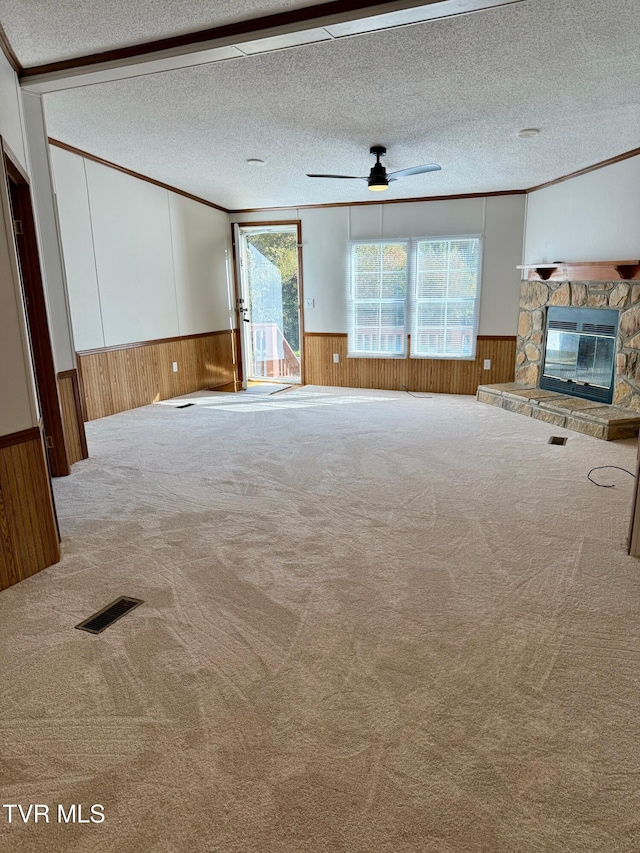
(0, 23), (22, 74)
(232, 146), (640, 212)
(231, 189), (526, 214)
(48, 138), (230, 213)
(527, 146), (640, 193)
(49, 138), (640, 217)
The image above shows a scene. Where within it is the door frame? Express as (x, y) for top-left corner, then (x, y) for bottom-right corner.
(231, 219), (305, 386)
(2, 137), (70, 477)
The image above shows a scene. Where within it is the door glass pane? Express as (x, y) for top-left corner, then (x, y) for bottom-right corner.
(244, 229), (301, 383)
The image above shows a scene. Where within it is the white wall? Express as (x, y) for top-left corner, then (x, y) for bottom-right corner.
(233, 193), (526, 336)
(169, 193), (234, 337)
(0, 52), (38, 436)
(296, 206), (349, 333)
(524, 155), (640, 264)
(481, 195), (528, 336)
(50, 146), (233, 351)
(87, 161), (178, 346)
(49, 147), (104, 349)
(53, 156), (526, 354)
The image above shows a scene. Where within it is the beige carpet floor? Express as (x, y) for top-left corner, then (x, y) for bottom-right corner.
(1, 386), (640, 852)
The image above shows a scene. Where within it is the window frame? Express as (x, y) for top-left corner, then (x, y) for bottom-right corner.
(347, 238), (410, 359)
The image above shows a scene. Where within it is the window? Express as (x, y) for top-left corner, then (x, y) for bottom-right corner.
(348, 241), (409, 358)
(347, 236), (482, 359)
(411, 237), (482, 359)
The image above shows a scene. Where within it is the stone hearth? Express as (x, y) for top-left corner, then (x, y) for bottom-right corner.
(476, 382), (640, 440)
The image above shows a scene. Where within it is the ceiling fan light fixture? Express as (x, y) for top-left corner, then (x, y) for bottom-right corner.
(368, 154), (389, 191)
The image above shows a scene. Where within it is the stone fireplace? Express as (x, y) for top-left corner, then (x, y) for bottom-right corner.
(516, 279), (640, 410)
(477, 276), (640, 440)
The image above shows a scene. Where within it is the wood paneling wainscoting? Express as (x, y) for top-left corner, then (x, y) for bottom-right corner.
(57, 369), (88, 464)
(0, 428), (60, 591)
(304, 334), (516, 394)
(77, 330), (238, 421)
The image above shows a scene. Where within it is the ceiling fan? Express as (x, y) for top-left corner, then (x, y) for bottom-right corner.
(306, 145), (441, 192)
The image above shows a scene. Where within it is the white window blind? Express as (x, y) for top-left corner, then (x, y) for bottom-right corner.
(411, 237), (482, 359)
(348, 241), (409, 358)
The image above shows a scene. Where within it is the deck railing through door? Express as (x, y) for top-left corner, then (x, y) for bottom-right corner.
(251, 323), (300, 379)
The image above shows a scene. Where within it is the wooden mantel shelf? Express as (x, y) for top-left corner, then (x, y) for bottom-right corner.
(517, 260), (640, 282)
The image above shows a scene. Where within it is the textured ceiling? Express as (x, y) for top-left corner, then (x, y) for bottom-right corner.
(41, 0), (640, 210)
(0, 0), (313, 66)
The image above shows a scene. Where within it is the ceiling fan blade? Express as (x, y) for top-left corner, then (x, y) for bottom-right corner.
(387, 164), (441, 179)
(306, 173), (367, 180)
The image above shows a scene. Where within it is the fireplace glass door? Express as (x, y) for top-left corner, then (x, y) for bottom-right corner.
(540, 307), (618, 404)
(544, 331), (615, 388)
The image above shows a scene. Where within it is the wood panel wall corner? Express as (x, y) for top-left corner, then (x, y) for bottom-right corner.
(77, 329), (238, 420)
(57, 368), (89, 464)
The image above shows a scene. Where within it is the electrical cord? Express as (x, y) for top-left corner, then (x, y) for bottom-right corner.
(400, 384), (432, 399)
(587, 465), (635, 488)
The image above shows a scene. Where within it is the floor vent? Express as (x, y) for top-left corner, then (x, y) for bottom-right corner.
(548, 436), (568, 445)
(75, 597), (144, 634)
(176, 403), (195, 408)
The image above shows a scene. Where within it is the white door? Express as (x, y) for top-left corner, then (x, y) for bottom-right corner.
(235, 223), (302, 384)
